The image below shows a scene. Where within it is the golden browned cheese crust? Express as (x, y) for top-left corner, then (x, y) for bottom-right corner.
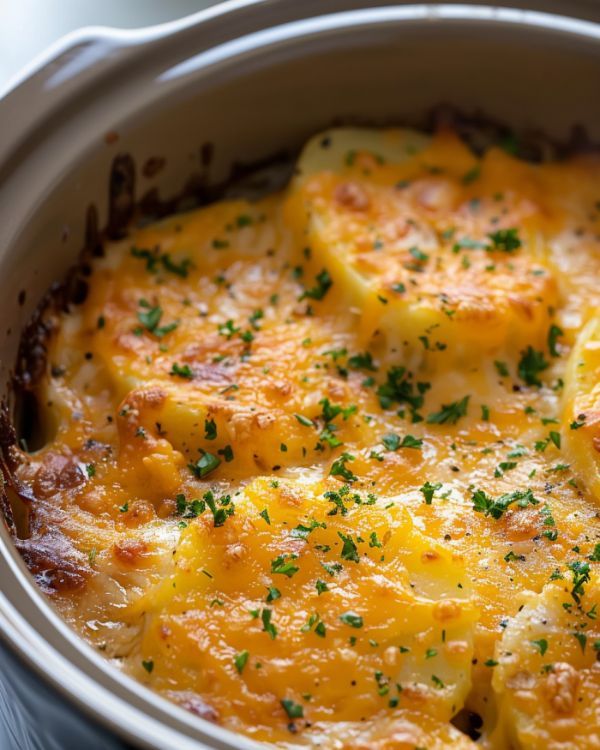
(10, 128), (600, 748)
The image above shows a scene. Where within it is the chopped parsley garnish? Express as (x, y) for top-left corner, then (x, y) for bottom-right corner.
(462, 165), (481, 184)
(540, 504), (557, 541)
(248, 309), (264, 330)
(400, 434), (423, 449)
(175, 494), (204, 518)
(271, 554), (300, 578)
(348, 351), (376, 371)
(203, 490), (234, 527)
(320, 398), (356, 423)
(131, 246), (193, 277)
(295, 413), (315, 427)
(299, 269), (332, 301)
(323, 347), (347, 362)
(426, 395), (469, 425)
(494, 461), (517, 478)
(170, 362), (193, 379)
(339, 611), (363, 628)
(234, 650), (249, 674)
(141, 659), (154, 674)
(471, 488), (538, 519)
(204, 418), (217, 440)
(218, 319), (240, 339)
(321, 561), (342, 577)
(329, 452), (357, 482)
(301, 612), (326, 637)
(487, 227), (521, 253)
(136, 300), (178, 338)
(420, 481), (442, 505)
(567, 560), (590, 604)
(518, 346), (549, 387)
(188, 451), (221, 478)
(382, 433), (401, 451)
(218, 445), (234, 462)
(161, 254), (193, 277)
(236, 214), (253, 228)
(261, 608), (277, 639)
(319, 427), (342, 449)
(377, 366), (429, 413)
(589, 544), (600, 562)
(280, 699), (304, 720)
(175, 491), (233, 526)
(504, 550), (525, 562)
(531, 638), (548, 656)
(324, 487), (350, 516)
(338, 531), (360, 562)
(384, 433), (423, 450)
(549, 431), (561, 449)
(291, 519), (325, 540)
(548, 324), (563, 357)
(409, 245), (429, 262)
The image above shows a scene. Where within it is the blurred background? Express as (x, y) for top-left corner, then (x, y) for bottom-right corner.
(0, 0), (219, 88)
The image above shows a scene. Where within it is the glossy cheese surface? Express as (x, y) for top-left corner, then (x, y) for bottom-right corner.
(14, 129), (600, 748)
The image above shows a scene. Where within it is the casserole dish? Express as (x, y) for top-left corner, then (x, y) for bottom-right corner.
(1, 2), (600, 748)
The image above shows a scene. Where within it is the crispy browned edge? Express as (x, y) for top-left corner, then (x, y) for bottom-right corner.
(0, 105), (596, 584)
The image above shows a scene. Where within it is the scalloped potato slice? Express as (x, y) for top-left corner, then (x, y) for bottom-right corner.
(562, 312), (600, 500)
(283, 711), (478, 749)
(294, 127), (431, 178)
(285, 129), (558, 359)
(132, 478), (477, 740)
(42, 194), (376, 476)
(114, 380), (371, 479)
(491, 575), (600, 750)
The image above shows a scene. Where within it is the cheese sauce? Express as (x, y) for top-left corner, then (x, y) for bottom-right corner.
(11, 129), (600, 749)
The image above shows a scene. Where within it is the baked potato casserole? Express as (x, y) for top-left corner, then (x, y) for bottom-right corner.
(3, 127), (600, 749)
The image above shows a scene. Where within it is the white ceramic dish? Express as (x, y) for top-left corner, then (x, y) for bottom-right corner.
(0, 3), (599, 747)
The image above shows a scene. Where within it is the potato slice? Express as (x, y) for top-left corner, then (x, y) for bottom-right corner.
(492, 573), (600, 749)
(562, 312), (600, 500)
(42, 194), (375, 478)
(293, 127), (431, 178)
(281, 711), (478, 749)
(285, 128), (558, 360)
(133, 478), (477, 741)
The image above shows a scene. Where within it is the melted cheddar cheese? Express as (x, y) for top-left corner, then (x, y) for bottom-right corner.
(12, 128), (600, 748)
